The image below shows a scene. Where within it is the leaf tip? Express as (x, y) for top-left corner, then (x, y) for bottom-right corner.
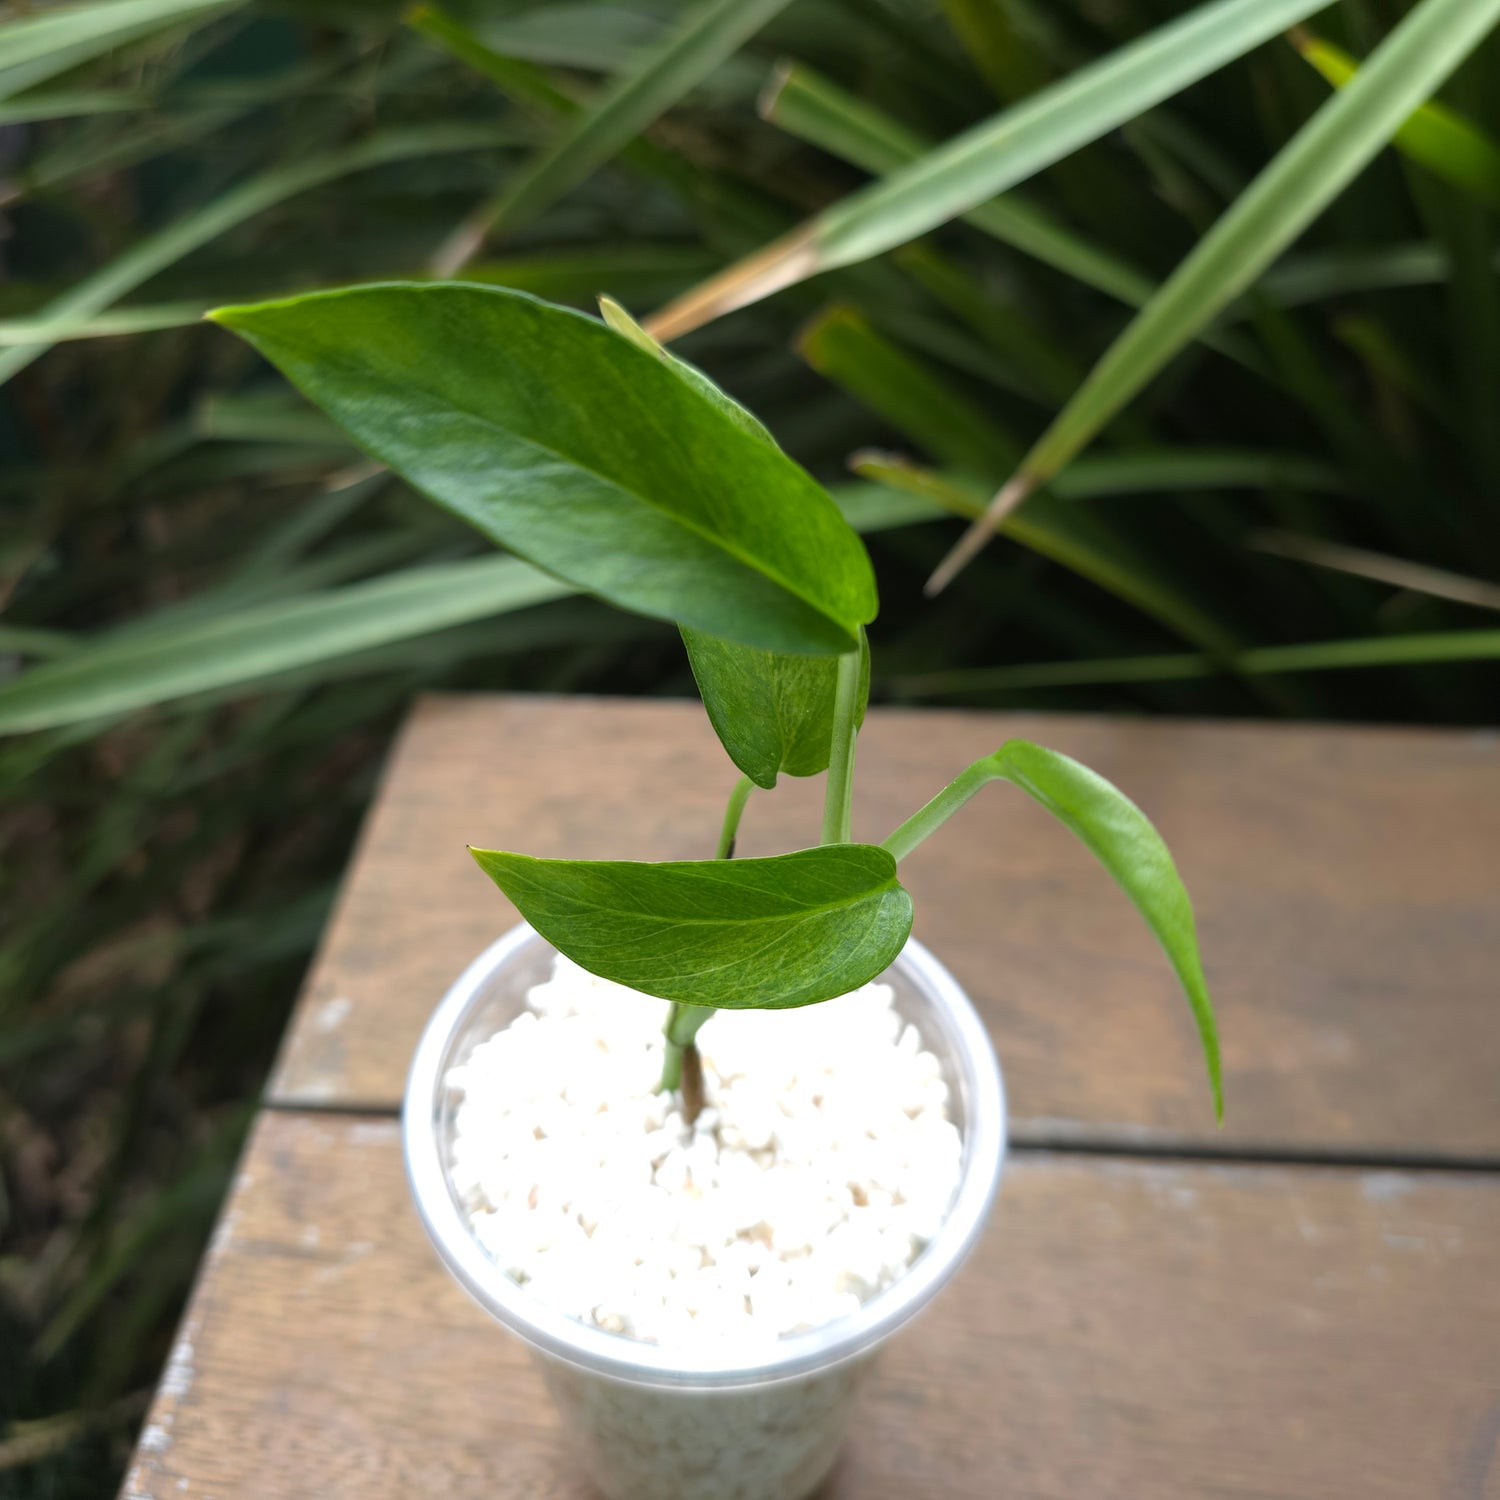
(757, 59), (796, 123)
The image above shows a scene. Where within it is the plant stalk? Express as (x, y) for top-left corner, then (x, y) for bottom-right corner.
(820, 632), (866, 846)
(658, 773), (755, 1109)
(879, 755), (998, 862)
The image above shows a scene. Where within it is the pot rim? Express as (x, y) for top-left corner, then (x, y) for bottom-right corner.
(403, 922), (1006, 1388)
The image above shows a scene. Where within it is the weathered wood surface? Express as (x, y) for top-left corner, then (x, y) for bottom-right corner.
(271, 694), (1500, 1158)
(122, 1111), (1500, 1500)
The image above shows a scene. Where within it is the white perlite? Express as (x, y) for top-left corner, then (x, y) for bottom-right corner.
(446, 953), (962, 1352)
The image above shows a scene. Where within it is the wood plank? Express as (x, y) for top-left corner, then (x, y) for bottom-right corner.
(122, 1110), (1500, 1500)
(269, 694), (1500, 1157)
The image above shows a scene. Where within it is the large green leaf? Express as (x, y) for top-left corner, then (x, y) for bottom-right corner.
(427, 0), (795, 273)
(680, 627), (870, 788)
(882, 742), (1221, 1116)
(928, 0), (1500, 590)
(212, 284), (875, 654)
(646, 0), (1336, 337)
(470, 845), (914, 1009)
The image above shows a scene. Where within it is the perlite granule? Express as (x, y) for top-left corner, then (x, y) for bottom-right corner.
(446, 953), (962, 1352)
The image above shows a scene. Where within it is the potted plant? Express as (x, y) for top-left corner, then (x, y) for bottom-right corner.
(212, 283), (1220, 1500)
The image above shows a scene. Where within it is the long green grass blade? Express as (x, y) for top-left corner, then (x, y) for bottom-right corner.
(761, 61), (1152, 308)
(646, 0), (1335, 338)
(889, 630), (1500, 696)
(0, 557), (569, 736)
(427, 0), (793, 274)
(407, 5), (579, 115)
(929, 0), (1500, 593)
(0, 124), (507, 387)
(1292, 28), (1500, 212)
(0, 303), (207, 345)
(0, 463), (936, 737)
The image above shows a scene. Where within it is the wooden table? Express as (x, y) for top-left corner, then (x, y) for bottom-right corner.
(121, 695), (1500, 1500)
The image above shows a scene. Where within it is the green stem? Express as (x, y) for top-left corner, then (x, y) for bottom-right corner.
(880, 754), (999, 862)
(820, 632), (866, 846)
(714, 772), (755, 859)
(658, 773), (755, 1098)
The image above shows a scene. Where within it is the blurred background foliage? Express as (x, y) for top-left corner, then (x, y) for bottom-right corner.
(1, 0), (1498, 1490)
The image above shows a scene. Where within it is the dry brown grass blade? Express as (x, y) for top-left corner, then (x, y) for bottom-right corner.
(923, 472), (1038, 595)
(642, 226), (820, 341)
(1248, 529), (1500, 611)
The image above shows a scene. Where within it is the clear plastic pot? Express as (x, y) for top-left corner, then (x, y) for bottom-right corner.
(404, 924), (1007, 1500)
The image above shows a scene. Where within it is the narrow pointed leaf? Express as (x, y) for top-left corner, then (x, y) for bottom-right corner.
(471, 845), (913, 1009)
(882, 742), (1221, 1116)
(213, 284), (874, 654)
(646, 0), (1336, 338)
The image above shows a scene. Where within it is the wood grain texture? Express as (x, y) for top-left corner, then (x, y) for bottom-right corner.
(121, 1111), (1500, 1500)
(270, 695), (1500, 1158)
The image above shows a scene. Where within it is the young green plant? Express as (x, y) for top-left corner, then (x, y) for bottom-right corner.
(211, 282), (1222, 1120)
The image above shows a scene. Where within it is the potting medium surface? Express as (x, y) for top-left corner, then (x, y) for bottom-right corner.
(445, 953), (963, 1350)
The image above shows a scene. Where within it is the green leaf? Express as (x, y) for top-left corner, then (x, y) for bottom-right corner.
(470, 844), (913, 1010)
(881, 742), (1221, 1116)
(0, 557), (569, 736)
(928, 0), (1500, 589)
(1292, 29), (1500, 213)
(425, 0), (793, 272)
(680, 627), (870, 788)
(647, 0), (1336, 337)
(211, 283), (875, 654)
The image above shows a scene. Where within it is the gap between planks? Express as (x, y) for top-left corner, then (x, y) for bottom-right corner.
(260, 1097), (1500, 1176)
